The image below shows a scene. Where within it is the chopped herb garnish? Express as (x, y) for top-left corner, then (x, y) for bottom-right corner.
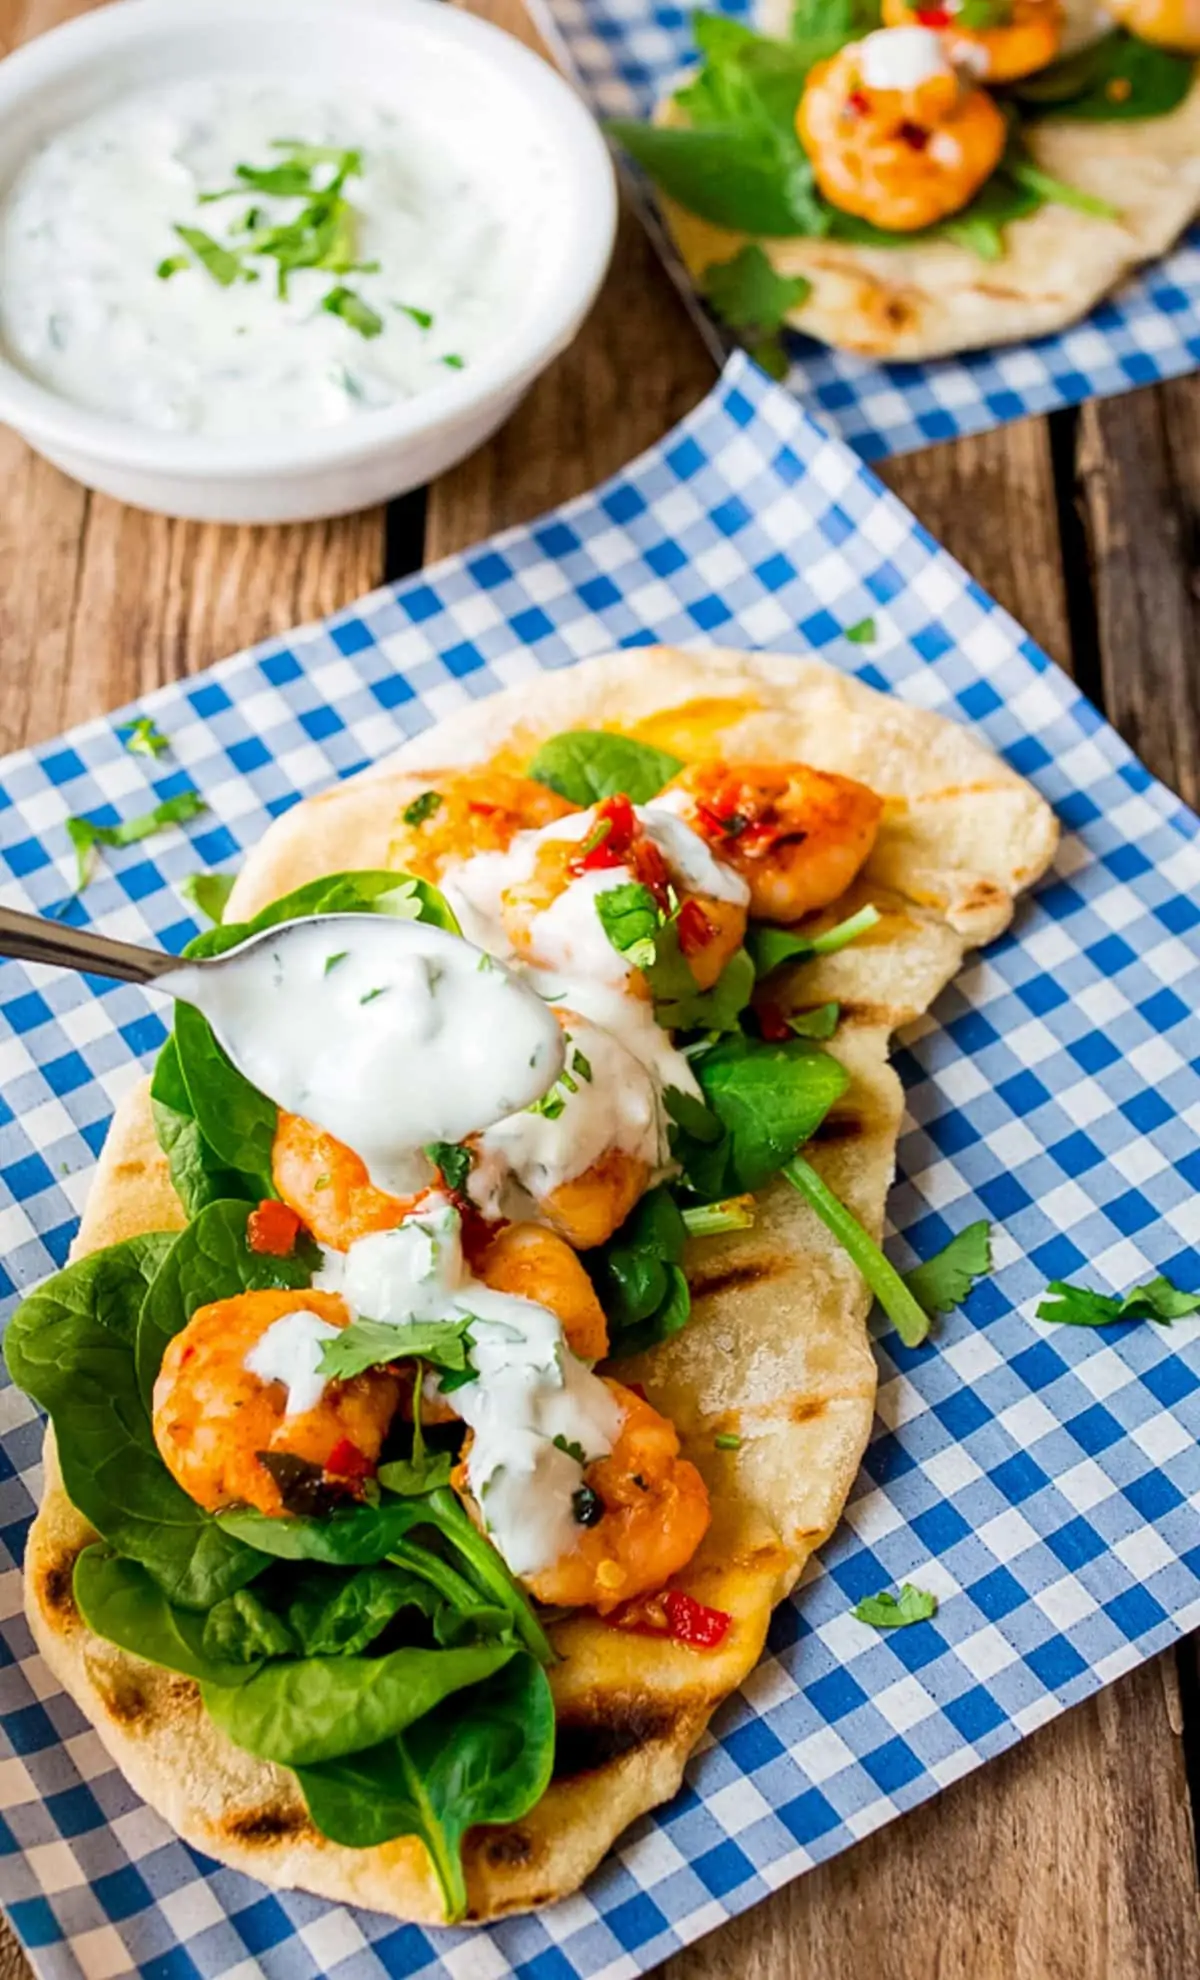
(748, 903), (881, 979)
(396, 303), (434, 329)
(787, 1001), (840, 1039)
(120, 716), (170, 758)
(784, 1155), (930, 1349)
(441, 353), (465, 369)
(682, 1196), (756, 1238)
(67, 790), (207, 891)
(424, 1141), (472, 1195)
(714, 1432), (742, 1451)
(903, 1222), (993, 1319)
(324, 951), (348, 974)
(854, 1584), (938, 1630)
(314, 1173), (332, 1191)
(180, 870), (236, 926)
(1037, 1273), (1200, 1328)
(403, 790), (444, 828)
(173, 225), (249, 289)
(572, 1048), (593, 1083)
(359, 986), (388, 1005)
(477, 952), (497, 972)
(553, 1435), (587, 1465)
(156, 254), (191, 281)
(322, 285), (384, 339)
(845, 617), (877, 645)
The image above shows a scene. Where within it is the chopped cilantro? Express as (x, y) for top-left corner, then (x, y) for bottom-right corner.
(67, 790), (207, 891)
(441, 353), (465, 369)
(314, 1173), (332, 1191)
(173, 225), (249, 289)
(359, 986), (388, 1005)
(120, 716), (170, 757)
(1037, 1273), (1200, 1328)
(324, 951), (348, 974)
(156, 254), (191, 281)
(854, 1584), (938, 1629)
(844, 617), (877, 645)
(396, 303), (434, 329)
(179, 870), (236, 925)
(424, 1141), (472, 1194)
(572, 1047), (593, 1083)
(714, 1432), (742, 1451)
(403, 790), (443, 828)
(553, 1435), (587, 1465)
(903, 1221), (993, 1319)
(322, 285), (384, 339)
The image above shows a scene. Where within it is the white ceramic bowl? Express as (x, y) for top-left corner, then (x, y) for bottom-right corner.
(0, 0), (616, 523)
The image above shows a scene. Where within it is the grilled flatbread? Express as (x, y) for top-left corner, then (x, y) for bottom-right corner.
(24, 646), (1058, 1920)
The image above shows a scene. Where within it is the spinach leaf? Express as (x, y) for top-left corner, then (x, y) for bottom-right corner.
(202, 1640), (515, 1766)
(526, 731), (683, 806)
(1008, 30), (1193, 119)
(298, 1654), (554, 1922)
(672, 1035), (850, 1198)
(654, 946), (755, 1034)
(222, 1487), (553, 1664)
(747, 903), (879, 979)
(607, 119), (821, 237)
(173, 1000), (278, 1199)
(589, 1187), (692, 1356)
(202, 1585), (298, 1663)
(283, 1565), (444, 1656)
(138, 1198), (319, 1404)
(74, 1545), (257, 1686)
(149, 1035), (255, 1219)
(4, 1234), (262, 1609)
(788, 0), (881, 62)
(702, 245), (810, 379)
(180, 870), (236, 925)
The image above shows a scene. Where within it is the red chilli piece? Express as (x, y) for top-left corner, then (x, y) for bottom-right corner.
(756, 1000), (791, 1043)
(845, 88), (871, 117)
(325, 1438), (375, 1482)
(608, 1589), (732, 1650)
(676, 897), (715, 957)
(575, 793), (637, 872)
(897, 119), (931, 150)
(247, 1200), (303, 1257)
(915, 6), (951, 23)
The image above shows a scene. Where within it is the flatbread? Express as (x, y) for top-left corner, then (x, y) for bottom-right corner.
(654, 3), (1200, 360)
(24, 646), (1058, 1922)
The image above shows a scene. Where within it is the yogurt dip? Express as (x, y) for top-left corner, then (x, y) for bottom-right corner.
(0, 78), (541, 438)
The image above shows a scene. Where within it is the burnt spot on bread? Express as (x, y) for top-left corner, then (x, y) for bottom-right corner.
(40, 1558), (79, 1624)
(553, 1699), (681, 1780)
(835, 999), (906, 1029)
(481, 1827), (536, 1868)
(223, 1803), (313, 1847)
(95, 1671), (152, 1727)
(789, 1396), (830, 1425)
(689, 1256), (788, 1301)
(809, 1110), (867, 1144)
(956, 878), (1007, 917)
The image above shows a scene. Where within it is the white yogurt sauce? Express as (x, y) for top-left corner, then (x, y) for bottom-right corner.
(245, 1309), (341, 1417)
(0, 79), (536, 438)
(162, 914), (564, 1198)
(320, 1199), (624, 1575)
(858, 25), (953, 89)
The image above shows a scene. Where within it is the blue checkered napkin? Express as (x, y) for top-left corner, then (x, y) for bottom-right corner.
(1, 351), (1199, 1980)
(537, 0), (1200, 460)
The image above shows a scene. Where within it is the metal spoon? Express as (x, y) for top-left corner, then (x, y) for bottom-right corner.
(0, 903), (188, 985)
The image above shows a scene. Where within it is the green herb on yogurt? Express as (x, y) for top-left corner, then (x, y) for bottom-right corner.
(172, 226), (252, 289)
(397, 303), (435, 329)
(441, 353), (466, 369)
(155, 254), (191, 281)
(323, 286), (383, 338)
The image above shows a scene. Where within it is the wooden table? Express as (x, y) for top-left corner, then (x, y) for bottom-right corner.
(2, 0), (1200, 1974)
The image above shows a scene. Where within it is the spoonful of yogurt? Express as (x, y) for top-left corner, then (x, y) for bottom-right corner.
(0, 905), (565, 1195)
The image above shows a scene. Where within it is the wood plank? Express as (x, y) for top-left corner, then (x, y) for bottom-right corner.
(1075, 380), (1200, 811)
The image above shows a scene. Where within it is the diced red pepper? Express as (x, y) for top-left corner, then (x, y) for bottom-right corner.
(756, 1000), (791, 1043)
(608, 1589), (732, 1650)
(574, 793), (637, 872)
(897, 120), (930, 150)
(846, 88), (872, 117)
(676, 897), (715, 957)
(915, 6), (950, 23)
(247, 1199), (303, 1256)
(325, 1438), (375, 1482)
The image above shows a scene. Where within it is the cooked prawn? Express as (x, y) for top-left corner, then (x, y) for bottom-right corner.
(798, 33), (1008, 231)
(390, 771), (577, 882)
(881, 0), (1062, 81)
(500, 793), (748, 991)
(1105, 0), (1200, 50)
(658, 760), (883, 923)
(455, 1380), (710, 1615)
(272, 1110), (421, 1249)
(475, 1222), (609, 1361)
(153, 1289), (399, 1518)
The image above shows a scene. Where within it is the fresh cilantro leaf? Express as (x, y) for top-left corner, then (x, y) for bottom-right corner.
(120, 716), (170, 757)
(322, 286), (384, 339)
(844, 617), (876, 645)
(156, 254), (191, 280)
(441, 353), (465, 369)
(397, 303), (434, 328)
(1036, 1273), (1200, 1328)
(180, 871), (236, 926)
(319, 1315), (474, 1381)
(702, 244), (810, 379)
(324, 951), (348, 974)
(552, 1435), (586, 1465)
(67, 790), (207, 890)
(853, 1584), (938, 1629)
(596, 882), (662, 971)
(173, 225), (248, 288)
(377, 1450), (453, 1495)
(425, 1142), (471, 1194)
(402, 790), (443, 828)
(748, 903), (880, 978)
(902, 1222), (992, 1318)
(234, 158), (318, 197)
(1005, 157), (1118, 220)
(359, 986), (388, 1005)
(654, 946), (755, 1034)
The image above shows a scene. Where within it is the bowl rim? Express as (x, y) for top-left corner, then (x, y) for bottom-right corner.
(0, 0), (617, 481)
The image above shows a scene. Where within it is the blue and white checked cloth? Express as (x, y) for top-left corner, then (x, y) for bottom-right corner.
(1, 352), (1199, 1980)
(535, 0), (1200, 459)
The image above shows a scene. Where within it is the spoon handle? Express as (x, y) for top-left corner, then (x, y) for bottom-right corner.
(0, 906), (182, 987)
